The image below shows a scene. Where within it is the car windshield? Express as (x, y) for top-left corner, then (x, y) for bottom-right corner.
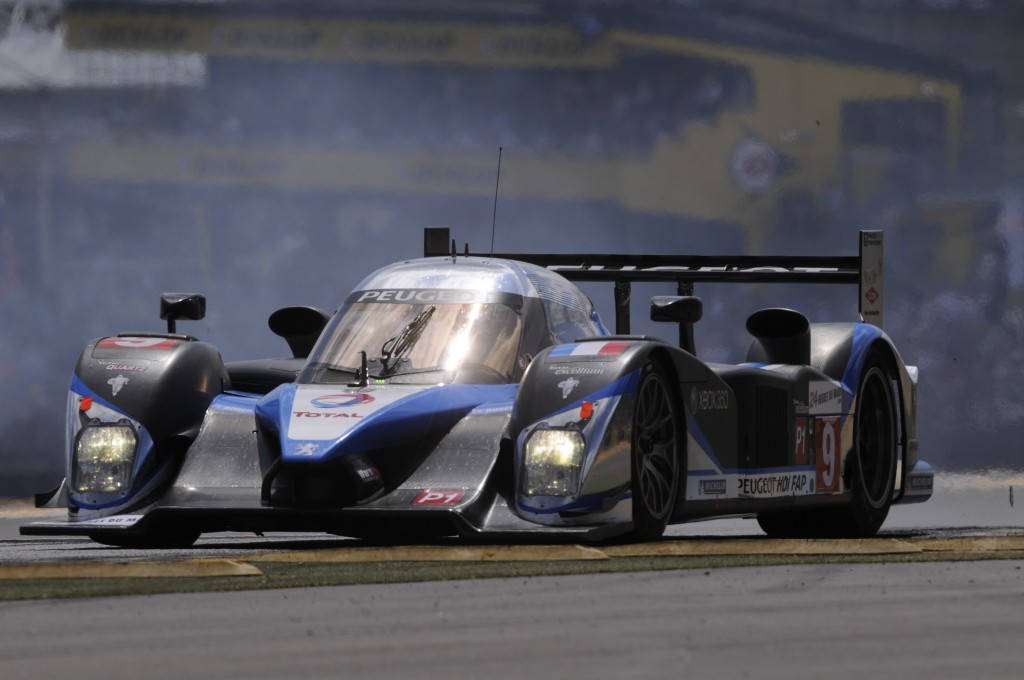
(302, 297), (523, 385)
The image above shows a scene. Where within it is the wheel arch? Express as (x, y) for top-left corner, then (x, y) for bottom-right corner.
(812, 323), (912, 504)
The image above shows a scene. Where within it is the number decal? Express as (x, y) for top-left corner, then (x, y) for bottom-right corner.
(821, 425), (835, 488)
(816, 416), (840, 493)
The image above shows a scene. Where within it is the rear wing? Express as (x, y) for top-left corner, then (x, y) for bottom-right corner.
(423, 228), (883, 334)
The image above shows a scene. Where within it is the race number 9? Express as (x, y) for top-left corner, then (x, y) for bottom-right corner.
(816, 416), (840, 493)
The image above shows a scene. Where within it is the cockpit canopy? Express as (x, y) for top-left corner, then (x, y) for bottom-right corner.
(300, 257), (607, 385)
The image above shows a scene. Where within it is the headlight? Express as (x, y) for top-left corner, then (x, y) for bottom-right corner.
(73, 421), (138, 493)
(522, 427), (585, 497)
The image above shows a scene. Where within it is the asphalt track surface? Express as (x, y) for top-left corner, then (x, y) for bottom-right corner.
(1, 471), (1023, 679)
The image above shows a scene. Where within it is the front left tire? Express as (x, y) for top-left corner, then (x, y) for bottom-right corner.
(629, 361), (681, 541)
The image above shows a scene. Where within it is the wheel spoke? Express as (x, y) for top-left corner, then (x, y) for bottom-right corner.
(634, 370), (679, 521)
(641, 456), (672, 513)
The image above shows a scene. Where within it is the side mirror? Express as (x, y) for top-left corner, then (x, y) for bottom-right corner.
(651, 296), (702, 354)
(650, 296), (702, 324)
(269, 306), (331, 359)
(160, 293), (206, 334)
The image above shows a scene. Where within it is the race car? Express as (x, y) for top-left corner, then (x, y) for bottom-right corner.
(22, 227), (933, 547)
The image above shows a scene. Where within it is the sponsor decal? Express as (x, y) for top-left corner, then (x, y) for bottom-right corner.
(355, 466), (380, 482)
(294, 443), (318, 456)
(293, 411), (364, 419)
(809, 380), (843, 414)
(909, 475), (933, 491)
(699, 479), (727, 496)
(354, 289), (491, 304)
(289, 385), (416, 440)
(547, 341), (631, 359)
(553, 264), (843, 278)
(107, 374), (129, 396)
(864, 287), (880, 305)
(470, 402), (514, 415)
(558, 377), (580, 399)
(738, 471), (813, 498)
(550, 365), (605, 377)
(97, 337), (181, 351)
(689, 386), (729, 412)
(75, 515), (143, 527)
(413, 489), (465, 506)
(102, 363), (148, 373)
(816, 416), (841, 493)
(310, 393), (375, 408)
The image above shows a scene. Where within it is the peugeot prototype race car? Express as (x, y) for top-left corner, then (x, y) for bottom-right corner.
(23, 228), (932, 547)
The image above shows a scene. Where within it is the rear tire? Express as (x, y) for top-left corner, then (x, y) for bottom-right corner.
(628, 361), (681, 541)
(835, 349), (898, 536)
(758, 348), (898, 538)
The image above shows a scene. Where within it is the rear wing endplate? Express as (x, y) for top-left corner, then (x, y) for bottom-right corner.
(423, 228), (884, 333)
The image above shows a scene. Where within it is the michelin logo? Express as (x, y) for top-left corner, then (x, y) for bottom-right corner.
(699, 479), (727, 496)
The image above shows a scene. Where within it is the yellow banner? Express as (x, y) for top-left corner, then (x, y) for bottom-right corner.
(69, 141), (621, 200)
(64, 13), (617, 68)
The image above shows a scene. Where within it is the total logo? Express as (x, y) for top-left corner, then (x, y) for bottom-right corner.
(310, 393), (375, 408)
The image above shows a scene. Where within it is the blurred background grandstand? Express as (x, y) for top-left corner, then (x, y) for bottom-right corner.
(1, 0), (1023, 494)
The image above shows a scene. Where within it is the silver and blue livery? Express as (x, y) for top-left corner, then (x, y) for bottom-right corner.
(22, 228), (932, 546)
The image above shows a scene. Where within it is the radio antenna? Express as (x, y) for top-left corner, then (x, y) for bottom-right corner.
(490, 146), (502, 256)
